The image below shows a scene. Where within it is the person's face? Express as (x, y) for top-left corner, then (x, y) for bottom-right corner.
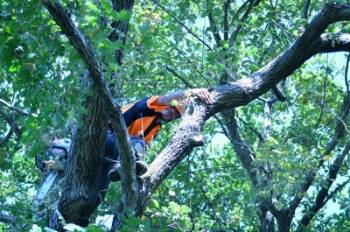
(160, 107), (180, 122)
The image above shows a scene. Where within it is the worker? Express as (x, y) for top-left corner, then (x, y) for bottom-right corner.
(105, 88), (212, 182)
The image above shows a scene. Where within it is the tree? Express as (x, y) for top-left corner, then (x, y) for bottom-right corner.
(1, 0), (350, 231)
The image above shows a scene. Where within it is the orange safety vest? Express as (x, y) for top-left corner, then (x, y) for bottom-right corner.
(122, 96), (170, 144)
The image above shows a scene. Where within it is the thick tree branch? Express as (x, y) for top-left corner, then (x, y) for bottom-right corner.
(212, 3), (350, 114)
(139, 2), (350, 212)
(42, 1), (105, 93)
(141, 103), (207, 206)
(0, 110), (22, 140)
(259, 206), (275, 232)
(165, 66), (242, 162)
(221, 109), (257, 183)
(297, 141), (350, 231)
(222, 107), (277, 230)
(316, 33), (350, 53)
(42, 0), (135, 189)
(42, 0), (137, 227)
(289, 93), (350, 215)
(107, 2), (140, 224)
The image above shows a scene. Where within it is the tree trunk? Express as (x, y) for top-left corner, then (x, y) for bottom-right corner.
(51, 78), (109, 229)
(276, 212), (292, 232)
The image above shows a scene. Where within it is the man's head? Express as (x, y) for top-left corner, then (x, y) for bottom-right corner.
(160, 107), (181, 122)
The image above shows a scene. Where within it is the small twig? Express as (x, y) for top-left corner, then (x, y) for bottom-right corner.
(313, 74), (327, 133)
(207, 8), (222, 45)
(271, 19), (294, 39)
(165, 66), (195, 88)
(302, 0), (311, 19)
(229, 0), (262, 45)
(258, 97), (266, 103)
(326, 178), (350, 201)
(258, 38), (276, 65)
(0, 128), (13, 147)
(236, 115), (264, 142)
(268, 0), (277, 9)
(149, 0), (212, 50)
(0, 98), (35, 117)
(230, 0), (251, 24)
(335, 115), (350, 134)
(167, 43), (213, 86)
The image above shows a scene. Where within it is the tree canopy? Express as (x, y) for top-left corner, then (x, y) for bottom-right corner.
(1, 0), (350, 231)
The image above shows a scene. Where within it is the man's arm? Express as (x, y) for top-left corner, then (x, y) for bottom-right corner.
(157, 88), (212, 105)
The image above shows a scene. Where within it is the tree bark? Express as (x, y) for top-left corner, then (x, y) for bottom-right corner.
(54, 76), (109, 228)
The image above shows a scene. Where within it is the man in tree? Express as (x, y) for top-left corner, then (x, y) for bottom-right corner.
(104, 88), (212, 183)
(39, 89), (212, 199)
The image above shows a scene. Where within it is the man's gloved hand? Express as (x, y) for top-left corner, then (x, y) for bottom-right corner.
(187, 88), (213, 104)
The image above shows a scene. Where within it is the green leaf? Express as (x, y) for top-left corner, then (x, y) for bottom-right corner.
(114, 10), (131, 22)
(86, 2), (101, 15)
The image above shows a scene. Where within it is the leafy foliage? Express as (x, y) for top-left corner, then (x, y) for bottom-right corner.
(1, 0), (350, 231)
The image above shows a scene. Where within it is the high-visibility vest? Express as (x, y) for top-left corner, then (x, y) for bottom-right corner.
(122, 96), (170, 144)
